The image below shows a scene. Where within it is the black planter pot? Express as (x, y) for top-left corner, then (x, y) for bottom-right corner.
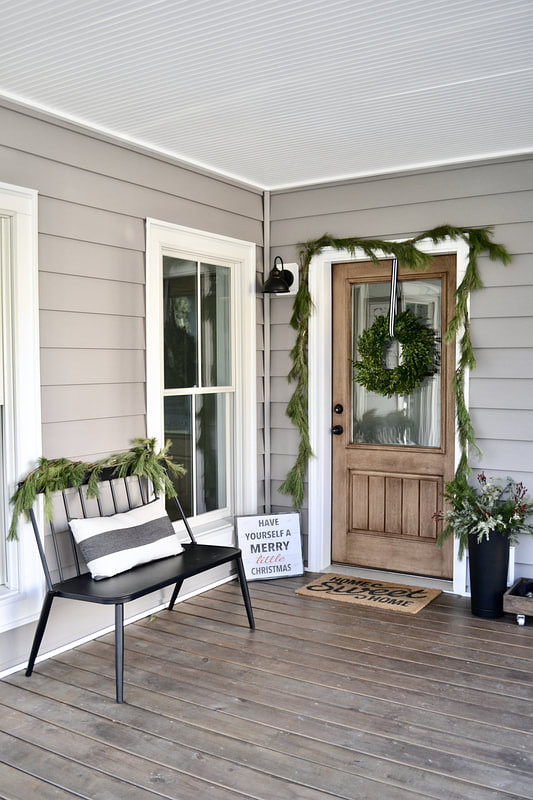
(468, 532), (510, 618)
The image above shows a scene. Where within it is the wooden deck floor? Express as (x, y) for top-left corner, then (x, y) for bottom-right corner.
(1, 573), (533, 800)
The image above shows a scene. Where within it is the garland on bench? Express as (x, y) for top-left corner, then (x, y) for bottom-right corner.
(9, 437), (185, 541)
(277, 225), (512, 510)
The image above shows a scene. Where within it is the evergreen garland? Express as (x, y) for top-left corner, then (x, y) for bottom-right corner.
(278, 225), (511, 509)
(353, 310), (438, 397)
(9, 438), (185, 541)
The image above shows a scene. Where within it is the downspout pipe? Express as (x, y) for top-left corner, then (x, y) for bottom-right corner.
(263, 191), (271, 513)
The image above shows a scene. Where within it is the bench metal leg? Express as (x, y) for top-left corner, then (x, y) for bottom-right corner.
(236, 556), (255, 629)
(26, 592), (54, 677)
(115, 603), (124, 703)
(168, 578), (184, 611)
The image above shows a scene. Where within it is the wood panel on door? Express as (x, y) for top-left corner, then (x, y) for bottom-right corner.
(331, 256), (455, 578)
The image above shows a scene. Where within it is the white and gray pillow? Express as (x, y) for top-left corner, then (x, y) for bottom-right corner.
(69, 501), (183, 580)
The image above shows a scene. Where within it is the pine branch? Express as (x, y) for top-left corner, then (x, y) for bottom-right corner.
(8, 438), (185, 541)
(279, 225), (511, 512)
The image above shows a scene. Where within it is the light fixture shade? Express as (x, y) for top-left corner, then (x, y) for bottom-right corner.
(263, 256), (294, 293)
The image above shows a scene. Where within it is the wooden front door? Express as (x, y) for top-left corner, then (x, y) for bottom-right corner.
(331, 255), (456, 578)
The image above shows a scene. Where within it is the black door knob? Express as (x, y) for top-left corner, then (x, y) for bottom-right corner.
(334, 404), (343, 414)
(331, 425), (343, 435)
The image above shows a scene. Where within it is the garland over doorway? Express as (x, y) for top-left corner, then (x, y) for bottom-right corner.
(278, 225), (511, 510)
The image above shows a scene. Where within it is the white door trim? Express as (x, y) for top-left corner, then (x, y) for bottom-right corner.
(307, 237), (469, 595)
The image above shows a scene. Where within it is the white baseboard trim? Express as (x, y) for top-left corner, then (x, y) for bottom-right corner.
(308, 563), (454, 594)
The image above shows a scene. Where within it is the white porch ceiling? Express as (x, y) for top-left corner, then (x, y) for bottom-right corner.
(1, 0), (532, 189)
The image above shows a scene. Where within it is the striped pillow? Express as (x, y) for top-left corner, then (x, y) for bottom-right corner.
(69, 501), (183, 580)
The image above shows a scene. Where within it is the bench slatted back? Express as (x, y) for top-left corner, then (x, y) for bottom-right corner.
(29, 473), (194, 591)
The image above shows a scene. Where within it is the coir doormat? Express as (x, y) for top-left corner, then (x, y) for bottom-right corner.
(296, 574), (441, 614)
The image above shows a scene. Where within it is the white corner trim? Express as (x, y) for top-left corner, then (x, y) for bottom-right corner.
(307, 238), (469, 595)
(0, 182), (43, 632)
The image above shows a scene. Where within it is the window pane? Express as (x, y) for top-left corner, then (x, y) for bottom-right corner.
(201, 263), (231, 387)
(163, 257), (198, 389)
(352, 279), (442, 447)
(164, 395), (193, 518)
(196, 393), (228, 514)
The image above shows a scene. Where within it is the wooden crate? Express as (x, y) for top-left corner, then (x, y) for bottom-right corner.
(503, 577), (533, 623)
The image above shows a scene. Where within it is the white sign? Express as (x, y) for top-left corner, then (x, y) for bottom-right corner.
(236, 513), (303, 581)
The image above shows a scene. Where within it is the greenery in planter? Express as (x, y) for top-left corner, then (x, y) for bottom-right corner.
(353, 309), (438, 397)
(435, 472), (533, 559)
(9, 438), (185, 541)
(278, 225), (511, 510)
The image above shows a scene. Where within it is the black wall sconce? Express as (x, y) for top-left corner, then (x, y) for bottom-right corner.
(263, 256), (295, 294)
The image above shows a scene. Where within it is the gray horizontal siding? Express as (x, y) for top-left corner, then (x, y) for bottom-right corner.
(470, 285), (533, 318)
(271, 159), (533, 221)
(40, 311), (145, 350)
(42, 415), (146, 460)
(0, 105), (262, 219)
(471, 318), (533, 349)
(469, 378), (533, 409)
(0, 101), (265, 673)
(0, 102), (263, 466)
(41, 384), (146, 424)
(40, 348), (145, 387)
(271, 189), (533, 247)
(270, 155), (533, 571)
(40, 235), (145, 283)
(472, 349), (533, 379)
(40, 273), (145, 317)
(470, 409), (533, 441)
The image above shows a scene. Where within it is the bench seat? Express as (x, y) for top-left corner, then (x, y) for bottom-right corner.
(25, 474), (255, 703)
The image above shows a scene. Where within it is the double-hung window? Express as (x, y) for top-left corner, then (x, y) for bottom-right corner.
(163, 256), (232, 518)
(146, 221), (257, 538)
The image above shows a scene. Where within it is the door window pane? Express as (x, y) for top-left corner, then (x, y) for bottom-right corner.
(201, 263), (231, 387)
(163, 257), (198, 389)
(352, 279), (442, 447)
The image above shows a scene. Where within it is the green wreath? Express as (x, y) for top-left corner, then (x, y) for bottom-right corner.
(353, 310), (438, 397)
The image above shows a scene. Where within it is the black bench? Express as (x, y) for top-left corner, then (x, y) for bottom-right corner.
(25, 471), (255, 702)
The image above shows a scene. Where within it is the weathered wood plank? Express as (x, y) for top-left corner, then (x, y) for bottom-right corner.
(10, 654), (530, 800)
(0, 729), (165, 799)
(0, 760), (83, 800)
(0, 698), (328, 800)
(187, 588), (533, 674)
(3, 577), (533, 800)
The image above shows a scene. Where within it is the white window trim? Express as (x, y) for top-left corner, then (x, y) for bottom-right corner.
(146, 220), (257, 540)
(0, 182), (43, 632)
(306, 237), (469, 596)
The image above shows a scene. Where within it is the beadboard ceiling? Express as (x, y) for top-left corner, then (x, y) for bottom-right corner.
(1, 0), (532, 189)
